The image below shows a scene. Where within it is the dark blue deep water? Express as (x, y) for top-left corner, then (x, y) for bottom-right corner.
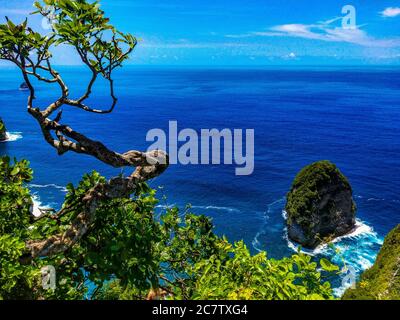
(1, 66), (399, 295)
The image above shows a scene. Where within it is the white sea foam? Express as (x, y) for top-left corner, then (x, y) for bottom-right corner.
(283, 211), (383, 297)
(285, 218), (382, 256)
(155, 204), (241, 213)
(31, 195), (52, 218)
(28, 185), (66, 217)
(155, 204), (177, 210)
(191, 205), (241, 213)
(333, 279), (356, 297)
(252, 198), (285, 252)
(356, 194), (399, 204)
(29, 183), (68, 193)
(0, 132), (23, 143)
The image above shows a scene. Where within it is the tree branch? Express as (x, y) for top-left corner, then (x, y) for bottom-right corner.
(0, 13), (168, 261)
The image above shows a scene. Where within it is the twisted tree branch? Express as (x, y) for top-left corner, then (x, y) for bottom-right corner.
(0, 10), (168, 261)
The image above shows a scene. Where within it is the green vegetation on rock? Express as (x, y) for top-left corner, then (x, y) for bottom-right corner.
(286, 161), (356, 248)
(286, 160), (352, 224)
(342, 224), (400, 300)
(0, 118), (7, 141)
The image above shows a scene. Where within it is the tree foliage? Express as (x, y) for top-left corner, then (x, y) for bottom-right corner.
(0, 157), (336, 300)
(0, 0), (168, 263)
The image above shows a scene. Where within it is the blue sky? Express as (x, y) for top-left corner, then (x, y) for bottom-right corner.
(1, 0), (400, 65)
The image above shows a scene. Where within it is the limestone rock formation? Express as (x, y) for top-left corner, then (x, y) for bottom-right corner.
(285, 160), (356, 249)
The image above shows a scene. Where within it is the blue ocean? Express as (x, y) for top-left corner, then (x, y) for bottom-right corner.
(1, 66), (399, 295)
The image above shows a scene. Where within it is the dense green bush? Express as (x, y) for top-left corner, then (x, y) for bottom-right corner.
(0, 156), (336, 300)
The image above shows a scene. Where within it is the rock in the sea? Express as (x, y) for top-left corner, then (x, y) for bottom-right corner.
(0, 118), (7, 141)
(342, 224), (400, 300)
(285, 160), (356, 249)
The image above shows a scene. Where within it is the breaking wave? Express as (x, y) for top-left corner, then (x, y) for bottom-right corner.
(31, 195), (52, 218)
(284, 218), (382, 256)
(190, 205), (241, 213)
(0, 132), (23, 142)
(29, 183), (68, 193)
(155, 204), (241, 213)
(283, 213), (383, 297)
(252, 196), (384, 298)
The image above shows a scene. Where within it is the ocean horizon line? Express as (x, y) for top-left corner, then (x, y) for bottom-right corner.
(1, 64), (400, 70)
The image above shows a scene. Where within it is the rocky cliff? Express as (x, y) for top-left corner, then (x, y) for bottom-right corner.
(342, 224), (400, 300)
(285, 161), (356, 249)
(0, 118), (7, 141)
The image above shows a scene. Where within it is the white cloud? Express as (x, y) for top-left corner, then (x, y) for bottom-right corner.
(381, 7), (400, 18)
(229, 21), (400, 48)
(318, 17), (342, 25)
(271, 24), (323, 40)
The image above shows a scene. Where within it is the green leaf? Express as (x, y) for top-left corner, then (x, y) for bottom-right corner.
(10, 166), (20, 176)
(320, 258), (339, 272)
